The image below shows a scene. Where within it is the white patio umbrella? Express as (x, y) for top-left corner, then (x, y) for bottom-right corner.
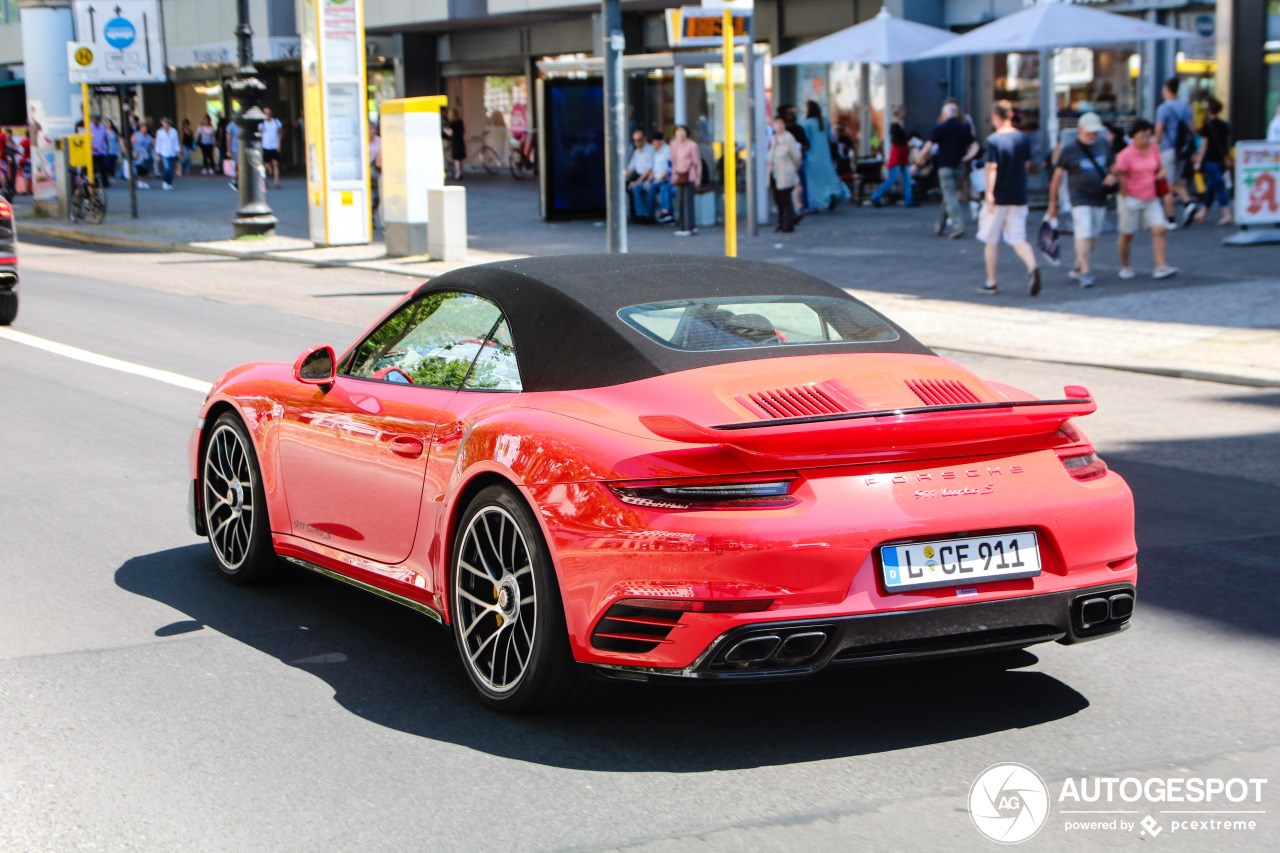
(915, 0), (1192, 58)
(917, 0), (1193, 155)
(773, 8), (954, 156)
(772, 7), (955, 66)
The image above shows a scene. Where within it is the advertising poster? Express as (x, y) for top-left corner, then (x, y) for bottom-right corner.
(1234, 141), (1280, 227)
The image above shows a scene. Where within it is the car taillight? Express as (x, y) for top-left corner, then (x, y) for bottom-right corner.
(0, 199), (11, 217)
(1058, 450), (1108, 480)
(607, 474), (799, 510)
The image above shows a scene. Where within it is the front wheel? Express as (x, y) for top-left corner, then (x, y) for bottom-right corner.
(70, 187), (88, 223)
(201, 412), (284, 583)
(510, 153), (528, 181)
(451, 485), (590, 712)
(480, 146), (502, 176)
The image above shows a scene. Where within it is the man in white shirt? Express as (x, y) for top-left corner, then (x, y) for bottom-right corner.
(153, 117), (182, 190)
(626, 130), (654, 219)
(643, 133), (674, 223)
(261, 107), (283, 188)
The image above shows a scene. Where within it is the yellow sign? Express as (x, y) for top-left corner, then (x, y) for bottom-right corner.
(340, 191), (354, 205)
(68, 134), (92, 168)
(74, 46), (94, 67)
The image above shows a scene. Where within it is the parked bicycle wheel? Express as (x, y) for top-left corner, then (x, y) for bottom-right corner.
(480, 145), (501, 176)
(510, 151), (528, 181)
(89, 186), (107, 224)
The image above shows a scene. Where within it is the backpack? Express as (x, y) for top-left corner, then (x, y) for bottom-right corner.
(1174, 112), (1196, 160)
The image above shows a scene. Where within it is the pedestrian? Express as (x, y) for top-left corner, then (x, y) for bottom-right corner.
(180, 118), (194, 176)
(226, 119), (241, 190)
(1153, 77), (1199, 228)
(916, 102), (978, 238)
(89, 115), (110, 189)
(215, 116), (228, 167)
(104, 118), (119, 181)
(1113, 119), (1177, 280)
(782, 106), (809, 218)
(1193, 97), (1232, 226)
(643, 131), (674, 224)
(154, 117), (181, 190)
(625, 129), (655, 220)
(131, 123), (153, 189)
(261, 106), (283, 189)
(870, 105), (914, 208)
(368, 122), (382, 230)
(801, 100), (847, 211)
(1046, 113), (1116, 288)
(977, 101), (1041, 296)
(197, 115), (217, 174)
(768, 115), (803, 233)
(443, 108), (466, 180)
(669, 124), (702, 236)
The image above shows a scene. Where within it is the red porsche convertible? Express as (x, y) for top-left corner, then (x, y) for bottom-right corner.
(189, 255), (1136, 712)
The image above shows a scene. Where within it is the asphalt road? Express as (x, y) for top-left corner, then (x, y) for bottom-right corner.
(1, 241), (1277, 852)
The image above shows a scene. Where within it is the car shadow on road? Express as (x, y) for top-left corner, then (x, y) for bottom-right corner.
(117, 544), (1089, 772)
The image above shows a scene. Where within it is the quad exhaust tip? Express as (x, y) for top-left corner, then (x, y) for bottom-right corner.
(719, 628), (832, 669)
(1077, 590), (1135, 631)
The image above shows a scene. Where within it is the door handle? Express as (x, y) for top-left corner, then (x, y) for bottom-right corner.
(388, 436), (425, 459)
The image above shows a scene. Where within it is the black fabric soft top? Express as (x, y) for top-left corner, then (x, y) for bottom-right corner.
(416, 254), (931, 392)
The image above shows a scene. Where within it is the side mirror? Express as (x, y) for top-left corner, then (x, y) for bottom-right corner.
(294, 345), (336, 386)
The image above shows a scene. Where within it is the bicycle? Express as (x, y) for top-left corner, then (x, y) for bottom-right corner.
(70, 167), (107, 225)
(466, 134), (502, 176)
(509, 129), (537, 180)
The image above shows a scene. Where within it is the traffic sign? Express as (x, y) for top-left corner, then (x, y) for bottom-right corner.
(67, 42), (102, 84)
(71, 0), (166, 84)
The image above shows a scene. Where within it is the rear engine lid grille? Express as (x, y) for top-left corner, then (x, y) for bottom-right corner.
(906, 378), (981, 406)
(591, 602), (684, 654)
(740, 384), (853, 419)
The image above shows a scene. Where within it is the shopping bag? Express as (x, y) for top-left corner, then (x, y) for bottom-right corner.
(1037, 217), (1061, 266)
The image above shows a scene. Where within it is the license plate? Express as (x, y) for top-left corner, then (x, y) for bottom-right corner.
(880, 531), (1041, 592)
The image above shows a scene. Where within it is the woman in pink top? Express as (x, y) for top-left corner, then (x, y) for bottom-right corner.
(668, 125), (702, 236)
(1113, 119), (1176, 280)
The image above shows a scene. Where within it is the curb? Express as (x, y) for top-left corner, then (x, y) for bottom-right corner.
(20, 221), (1280, 390)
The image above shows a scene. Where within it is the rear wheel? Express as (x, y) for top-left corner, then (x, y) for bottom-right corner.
(0, 291), (15, 325)
(201, 412), (284, 583)
(451, 485), (590, 712)
(89, 186), (107, 224)
(480, 145), (502, 176)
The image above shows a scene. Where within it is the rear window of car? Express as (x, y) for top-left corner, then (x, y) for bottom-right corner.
(618, 295), (899, 351)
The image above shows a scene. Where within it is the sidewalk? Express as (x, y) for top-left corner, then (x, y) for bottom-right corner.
(15, 171), (1280, 386)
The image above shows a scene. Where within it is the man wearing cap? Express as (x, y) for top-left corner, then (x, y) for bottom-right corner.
(1046, 112), (1116, 288)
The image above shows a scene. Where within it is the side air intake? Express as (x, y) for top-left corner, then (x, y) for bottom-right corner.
(591, 601), (684, 654)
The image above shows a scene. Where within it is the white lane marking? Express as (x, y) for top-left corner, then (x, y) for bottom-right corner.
(0, 327), (212, 393)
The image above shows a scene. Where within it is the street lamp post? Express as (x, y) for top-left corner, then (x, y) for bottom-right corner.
(228, 0), (277, 237)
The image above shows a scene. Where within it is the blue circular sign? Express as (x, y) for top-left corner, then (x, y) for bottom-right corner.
(1194, 14), (1214, 38)
(104, 17), (136, 50)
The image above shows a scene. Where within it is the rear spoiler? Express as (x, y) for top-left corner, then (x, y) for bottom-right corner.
(639, 394), (1096, 457)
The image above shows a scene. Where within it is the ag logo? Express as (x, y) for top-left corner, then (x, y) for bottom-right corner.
(969, 763), (1049, 844)
(74, 46), (94, 67)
